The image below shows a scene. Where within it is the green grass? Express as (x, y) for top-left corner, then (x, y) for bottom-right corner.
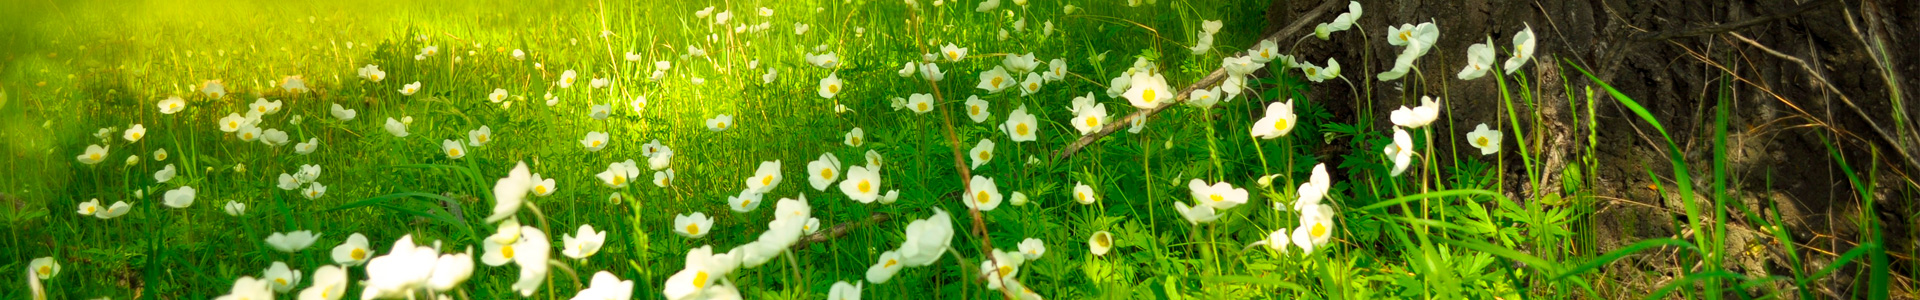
(0, 0), (1902, 299)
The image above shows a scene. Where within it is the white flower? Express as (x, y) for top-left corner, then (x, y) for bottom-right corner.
(360, 235), (438, 298)
(1292, 163), (1332, 211)
(728, 189), (765, 212)
(662, 245), (740, 300)
(296, 164), (322, 183)
(654, 169), (675, 187)
(1043, 58), (1068, 81)
(1122, 72), (1173, 109)
(1003, 53), (1039, 74)
(865, 250), (905, 284)
(1072, 182), (1098, 205)
(158, 96), (187, 114)
(746, 160), (784, 193)
(674, 213), (715, 239)
(1250, 99), (1298, 139)
(976, 66), (1014, 94)
(1018, 72), (1044, 96)
(1505, 24), (1537, 74)
(1018, 238), (1047, 260)
(897, 61), (917, 77)
(202, 80), (228, 98)
(332, 233), (374, 266)
(463, 126), (493, 147)
(1088, 231), (1114, 256)
(117, 124), (149, 143)
(1222, 56), (1260, 77)
(358, 64), (387, 82)
(1221, 74), (1246, 101)
(1002, 105), (1039, 142)
(400, 81), (422, 96)
(280, 76), (311, 93)
(303, 182), (328, 200)
(163, 186), (196, 208)
(218, 201), (246, 218)
(1173, 201), (1219, 225)
(896, 209), (955, 267)
(216, 277), (273, 300)
(631, 96), (649, 114)
(384, 117), (409, 137)
(76, 199), (102, 216)
(597, 160), (642, 189)
(237, 124), (263, 142)
(803, 217), (822, 235)
(581, 131), (610, 152)
(918, 62), (945, 81)
(968, 139), (995, 169)
(266, 230), (321, 253)
(441, 139), (467, 159)
(261, 129), (291, 146)
(762, 68), (780, 84)
(975, 0), (1001, 12)
(1071, 100), (1109, 135)
(590, 77), (610, 88)
(807, 153), (844, 191)
(706, 115), (734, 131)
(76, 144), (109, 165)
(1466, 123), (1503, 155)
(829, 281), (863, 300)
(1384, 128), (1415, 176)
(941, 43), (969, 62)
(1189, 179), (1249, 210)
(260, 263), (303, 293)
(1458, 39), (1498, 80)
(963, 96), (992, 123)
(299, 265), (348, 300)
(146, 163), (176, 183)
(838, 164), (885, 203)
(509, 228), (552, 296)
(330, 103), (357, 121)
(562, 224), (608, 259)
(1388, 96), (1443, 128)
(806, 52), (840, 69)
(95, 201), (130, 219)
(590, 104), (611, 120)
(488, 162), (535, 222)
(1291, 205), (1337, 255)
(1377, 22), (1441, 81)
(906, 93), (935, 114)
(1248, 39), (1280, 63)
(153, 148), (169, 161)
(574, 271), (636, 300)
(819, 72), (844, 99)
(426, 248), (474, 292)
(965, 175), (1003, 211)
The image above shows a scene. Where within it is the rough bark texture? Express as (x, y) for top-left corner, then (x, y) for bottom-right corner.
(1265, 0), (1916, 297)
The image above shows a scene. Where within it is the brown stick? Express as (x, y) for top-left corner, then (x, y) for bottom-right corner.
(1052, 0), (1342, 161)
(789, 212), (892, 250)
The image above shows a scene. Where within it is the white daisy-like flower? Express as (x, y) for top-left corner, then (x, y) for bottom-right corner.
(964, 95), (991, 123)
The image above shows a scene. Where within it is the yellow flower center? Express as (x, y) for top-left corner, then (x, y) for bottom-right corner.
(1142, 88), (1157, 103)
(229, 121), (239, 128)
(1311, 222), (1327, 238)
(535, 186), (547, 194)
(1076, 192), (1086, 202)
(947, 51), (958, 60)
(1476, 136), (1489, 147)
(884, 259), (897, 268)
(613, 176), (626, 185)
(858, 180), (871, 193)
(1015, 123), (1030, 136)
(502, 244), (516, 259)
(243, 133), (254, 139)
(1210, 194), (1224, 202)
(1274, 118), (1289, 131)
(1028, 82), (1038, 90)
(1084, 117), (1099, 128)
(975, 191), (990, 204)
(686, 223), (701, 235)
(479, 135), (489, 143)
(917, 102), (929, 111)
(90, 153), (100, 161)
(970, 105), (980, 116)
(86, 206), (96, 214)
(448, 149), (460, 157)
(977, 151), (990, 161)
(820, 168), (835, 180)
(998, 265), (1013, 276)
(693, 271), (710, 288)
(351, 248), (366, 260)
(259, 106), (268, 113)
(1398, 31), (1411, 42)
(276, 278), (287, 286)
(1095, 235), (1111, 247)
(740, 199), (752, 208)
(991, 77), (1004, 88)
(717, 121), (727, 129)
(828, 84), (839, 94)
(131, 133), (142, 140)
(761, 176), (774, 186)
(851, 137), (862, 145)
(169, 103), (180, 110)
(37, 265), (50, 275)
(1305, 68), (1318, 77)
(592, 140), (602, 148)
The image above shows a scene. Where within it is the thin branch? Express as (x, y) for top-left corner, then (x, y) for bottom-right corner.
(789, 212), (891, 250)
(1630, 0), (1840, 42)
(1052, 0), (1342, 161)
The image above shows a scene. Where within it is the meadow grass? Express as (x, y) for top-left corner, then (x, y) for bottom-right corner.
(0, 0), (1900, 299)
